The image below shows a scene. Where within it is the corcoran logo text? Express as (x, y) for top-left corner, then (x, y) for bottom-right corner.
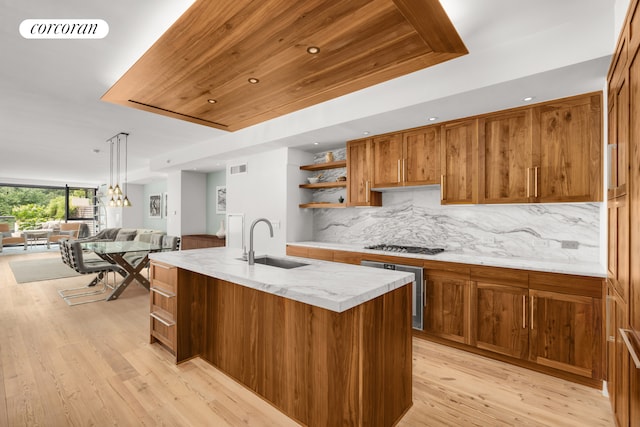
(19, 19), (109, 39)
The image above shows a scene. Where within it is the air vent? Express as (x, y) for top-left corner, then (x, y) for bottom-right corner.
(229, 163), (247, 175)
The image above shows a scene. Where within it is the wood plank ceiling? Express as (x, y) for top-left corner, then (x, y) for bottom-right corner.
(102, 0), (467, 131)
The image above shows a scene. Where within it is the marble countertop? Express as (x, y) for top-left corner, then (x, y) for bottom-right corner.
(289, 241), (606, 278)
(149, 247), (414, 313)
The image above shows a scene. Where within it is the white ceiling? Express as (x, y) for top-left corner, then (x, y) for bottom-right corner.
(0, 0), (617, 187)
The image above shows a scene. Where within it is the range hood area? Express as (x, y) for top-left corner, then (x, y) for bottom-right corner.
(101, 0), (467, 131)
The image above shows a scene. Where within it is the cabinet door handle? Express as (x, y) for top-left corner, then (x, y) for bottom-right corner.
(522, 295), (526, 328)
(527, 167), (531, 198)
(440, 175), (445, 201)
(402, 158), (406, 182)
(619, 328), (640, 369)
(397, 159), (401, 183)
(365, 180), (370, 203)
(530, 295), (535, 329)
(534, 166), (539, 198)
(151, 286), (175, 298)
(150, 312), (175, 327)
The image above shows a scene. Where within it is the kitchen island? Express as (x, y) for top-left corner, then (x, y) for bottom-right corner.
(148, 247), (414, 427)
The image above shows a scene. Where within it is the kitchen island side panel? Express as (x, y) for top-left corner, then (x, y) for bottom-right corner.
(180, 270), (412, 427)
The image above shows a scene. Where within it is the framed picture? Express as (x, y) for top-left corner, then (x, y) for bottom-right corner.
(216, 186), (226, 214)
(163, 192), (168, 218)
(149, 194), (162, 219)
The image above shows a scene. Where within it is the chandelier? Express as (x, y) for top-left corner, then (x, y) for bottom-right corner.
(107, 132), (131, 207)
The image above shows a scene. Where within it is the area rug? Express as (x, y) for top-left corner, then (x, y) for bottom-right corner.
(9, 258), (81, 283)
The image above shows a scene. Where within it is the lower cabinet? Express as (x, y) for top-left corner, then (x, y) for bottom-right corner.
(472, 268), (529, 359)
(424, 268), (470, 344)
(287, 245), (605, 386)
(528, 272), (603, 381)
(149, 261), (178, 354)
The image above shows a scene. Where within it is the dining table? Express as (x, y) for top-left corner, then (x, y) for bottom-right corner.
(80, 240), (162, 301)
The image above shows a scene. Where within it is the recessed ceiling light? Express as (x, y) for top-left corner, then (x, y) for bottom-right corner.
(428, 116), (438, 121)
(523, 96), (535, 102)
(363, 131), (370, 135)
(207, 99), (217, 104)
(307, 46), (320, 54)
(248, 77), (259, 84)
(313, 142), (319, 145)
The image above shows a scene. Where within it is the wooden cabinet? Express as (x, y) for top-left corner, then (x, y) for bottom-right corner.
(533, 93), (603, 203)
(290, 244), (605, 385)
(180, 234), (225, 250)
(372, 127), (440, 188)
(607, 283), (630, 427)
(609, 196), (630, 302)
(608, 67), (629, 199)
(149, 261), (178, 354)
(372, 133), (404, 187)
(471, 267), (529, 359)
(528, 272), (603, 380)
(478, 109), (533, 203)
(346, 139), (381, 207)
(440, 119), (478, 204)
(423, 268), (470, 344)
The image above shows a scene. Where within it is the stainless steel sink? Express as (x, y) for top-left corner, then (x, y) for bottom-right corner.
(241, 256), (309, 269)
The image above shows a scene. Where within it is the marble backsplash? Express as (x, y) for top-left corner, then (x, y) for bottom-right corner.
(308, 148), (602, 264)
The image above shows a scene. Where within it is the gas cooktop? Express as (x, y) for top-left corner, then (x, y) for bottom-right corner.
(365, 244), (445, 255)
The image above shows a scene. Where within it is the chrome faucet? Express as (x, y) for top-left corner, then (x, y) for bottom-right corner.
(248, 218), (274, 265)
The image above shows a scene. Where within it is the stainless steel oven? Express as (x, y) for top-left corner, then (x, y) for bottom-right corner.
(360, 260), (424, 330)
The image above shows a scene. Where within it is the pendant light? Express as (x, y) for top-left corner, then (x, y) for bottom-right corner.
(106, 132), (131, 207)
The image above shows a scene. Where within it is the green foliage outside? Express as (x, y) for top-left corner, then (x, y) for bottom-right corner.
(0, 186), (90, 230)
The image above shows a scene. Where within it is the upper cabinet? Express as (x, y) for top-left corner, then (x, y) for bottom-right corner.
(478, 109), (532, 204)
(534, 93), (602, 203)
(372, 127), (441, 188)
(441, 119), (478, 204)
(346, 139), (382, 207)
(343, 91), (602, 207)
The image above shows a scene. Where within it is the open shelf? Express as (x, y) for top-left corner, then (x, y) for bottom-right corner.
(299, 182), (347, 189)
(299, 203), (346, 209)
(299, 160), (347, 171)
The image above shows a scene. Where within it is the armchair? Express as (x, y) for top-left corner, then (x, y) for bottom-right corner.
(0, 223), (26, 252)
(49, 222), (82, 243)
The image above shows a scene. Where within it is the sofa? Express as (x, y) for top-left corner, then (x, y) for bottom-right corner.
(79, 228), (167, 244)
(0, 223), (25, 251)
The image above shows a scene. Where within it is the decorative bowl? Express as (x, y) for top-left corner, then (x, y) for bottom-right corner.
(307, 177), (320, 184)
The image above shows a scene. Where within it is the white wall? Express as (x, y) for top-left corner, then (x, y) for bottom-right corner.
(143, 179), (168, 231)
(226, 148), (289, 256)
(287, 149), (315, 243)
(166, 171), (207, 237)
(206, 170), (226, 234)
(615, 0), (632, 37)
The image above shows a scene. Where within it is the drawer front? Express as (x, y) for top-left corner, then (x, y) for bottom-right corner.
(151, 287), (176, 317)
(150, 262), (177, 294)
(150, 312), (176, 351)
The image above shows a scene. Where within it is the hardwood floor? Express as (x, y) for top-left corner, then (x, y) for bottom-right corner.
(0, 252), (614, 426)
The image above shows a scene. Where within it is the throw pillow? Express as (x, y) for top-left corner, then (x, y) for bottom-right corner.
(115, 230), (137, 241)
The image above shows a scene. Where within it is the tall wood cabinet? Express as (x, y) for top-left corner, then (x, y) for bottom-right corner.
(607, 0), (640, 424)
(346, 139), (382, 207)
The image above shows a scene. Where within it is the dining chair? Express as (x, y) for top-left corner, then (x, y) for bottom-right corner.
(58, 239), (126, 306)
